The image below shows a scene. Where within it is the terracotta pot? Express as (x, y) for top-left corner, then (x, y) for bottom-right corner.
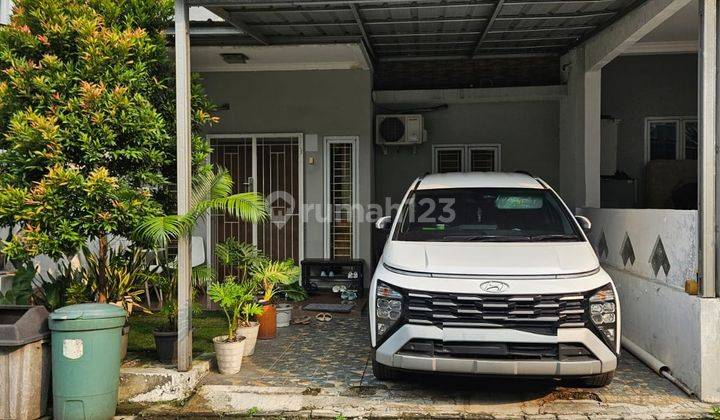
(235, 322), (260, 356)
(213, 335), (246, 374)
(257, 303), (277, 340)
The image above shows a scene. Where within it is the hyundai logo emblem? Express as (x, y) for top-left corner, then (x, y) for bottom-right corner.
(479, 281), (509, 293)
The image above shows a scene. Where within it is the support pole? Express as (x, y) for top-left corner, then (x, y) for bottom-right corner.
(175, 0), (193, 371)
(699, 0), (717, 298)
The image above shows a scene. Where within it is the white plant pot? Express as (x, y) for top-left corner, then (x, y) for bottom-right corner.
(213, 335), (246, 374)
(235, 322), (259, 356)
(276, 304), (292, 328)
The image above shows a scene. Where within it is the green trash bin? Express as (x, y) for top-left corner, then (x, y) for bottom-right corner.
(49, 303), (127, 420)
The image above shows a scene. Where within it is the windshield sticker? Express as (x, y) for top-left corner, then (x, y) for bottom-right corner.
(495, 195), (543, 210)
(421, 224), (446, 231)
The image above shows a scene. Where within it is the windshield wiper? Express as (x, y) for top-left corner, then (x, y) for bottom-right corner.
(530, 234), (580, 242)
(441, 235), (532, 242)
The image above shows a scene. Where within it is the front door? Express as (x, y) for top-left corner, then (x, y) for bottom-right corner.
(210, 134), (303, 279)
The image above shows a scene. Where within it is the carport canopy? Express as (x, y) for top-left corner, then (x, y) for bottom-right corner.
(184, 0), (643, 61)
(172, 0), (717, 373)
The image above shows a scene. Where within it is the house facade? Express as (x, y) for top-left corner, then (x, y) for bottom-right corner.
(160, 0), (720, 402)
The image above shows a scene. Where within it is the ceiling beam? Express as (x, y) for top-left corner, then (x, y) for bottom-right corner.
(227, 2), (495, 14)
(348, 3), (375, 59)
(495, 10), (616, 21)
(226, 15), (271, 44)
(243, 16), (489, 27)
(582, 0), (692, 70)
(370, 31), (482, 38)
(378, 51), (557, 61)
(209, 7), (271, 44)
(488, 25), (596, 34)
(471, 0), (504, 56)
(239, 10), (612, 28)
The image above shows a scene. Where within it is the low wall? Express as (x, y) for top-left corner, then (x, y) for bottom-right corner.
(579, 207), (720, 401)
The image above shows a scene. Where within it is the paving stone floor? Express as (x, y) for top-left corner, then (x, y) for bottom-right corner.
(202, 315), (681, 397)
(186, 314), (712, 418)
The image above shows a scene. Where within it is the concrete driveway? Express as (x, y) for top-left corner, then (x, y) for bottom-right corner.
(136, 316), (712, 419)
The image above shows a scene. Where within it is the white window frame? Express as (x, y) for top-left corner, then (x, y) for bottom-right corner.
(323, 136), (359, 259)
(432, 144), (501, 173)
(644, 116), (698, 162)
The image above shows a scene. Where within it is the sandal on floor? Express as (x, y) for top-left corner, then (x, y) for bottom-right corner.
(315, 312), (333, 322)
(292, 315), (312, 325)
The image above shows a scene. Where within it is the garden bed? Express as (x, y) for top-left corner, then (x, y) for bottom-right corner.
(127, 310), (225, 357)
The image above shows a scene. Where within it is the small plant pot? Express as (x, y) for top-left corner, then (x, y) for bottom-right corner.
(276, 303), (292, 328)
(236, 322), (260, 356)
(213, 335), (246, 374)
(153, 330), (178, 363)
(120, 323), (130, 360)
(257, 303), (277, 340)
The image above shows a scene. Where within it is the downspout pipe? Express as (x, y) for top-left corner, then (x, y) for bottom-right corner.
(621, 337), (695, 397)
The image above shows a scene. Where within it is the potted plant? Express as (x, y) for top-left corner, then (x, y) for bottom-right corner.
(208, 281), (253, 374)
(275, 265), (308, 328)
(136, 170), (268, 362)
(252, 259), (301, 339)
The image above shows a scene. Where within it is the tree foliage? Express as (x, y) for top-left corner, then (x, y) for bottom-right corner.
(0, 0), (216, 262)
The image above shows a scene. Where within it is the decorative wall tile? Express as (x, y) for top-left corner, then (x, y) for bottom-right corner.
(598, 231), (609, 260)
(650, 236), (671, 277)
(621, 232), (636, 266)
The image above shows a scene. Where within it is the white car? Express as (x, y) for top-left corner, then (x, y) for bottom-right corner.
(370, 172), (620, 387)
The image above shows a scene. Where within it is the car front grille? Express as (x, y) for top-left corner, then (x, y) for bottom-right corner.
(404, 289), (587, 334)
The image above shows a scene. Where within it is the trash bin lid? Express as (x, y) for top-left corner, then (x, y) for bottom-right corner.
(50, 303), (127, 321)
(0, 305), (50, 346)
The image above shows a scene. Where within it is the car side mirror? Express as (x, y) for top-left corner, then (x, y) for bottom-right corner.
(575, 215), (592, 232)
(375, 216), (393, 231)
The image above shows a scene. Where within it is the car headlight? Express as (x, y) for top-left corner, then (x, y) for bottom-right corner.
(589, 284), (617, 350)
(376, 281), (403, 339)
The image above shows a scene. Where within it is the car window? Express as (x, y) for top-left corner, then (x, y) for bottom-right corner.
(393, 188), (582, 242)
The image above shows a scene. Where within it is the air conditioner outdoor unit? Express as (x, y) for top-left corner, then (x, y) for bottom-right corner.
(376, 114), (424, 146)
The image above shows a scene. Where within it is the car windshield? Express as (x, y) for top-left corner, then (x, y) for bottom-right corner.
(393, 187), (583, 242)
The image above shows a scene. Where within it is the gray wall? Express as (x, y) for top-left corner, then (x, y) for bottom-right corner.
(199, 70), (374, 271)
(373, 101), (561, 207)
(601, 54), (698, 206)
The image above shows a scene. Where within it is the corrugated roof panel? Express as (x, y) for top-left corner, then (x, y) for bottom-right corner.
(193, 0), (645, 60)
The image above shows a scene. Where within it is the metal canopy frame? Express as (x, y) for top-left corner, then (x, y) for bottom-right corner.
(185, 0), (645, 61)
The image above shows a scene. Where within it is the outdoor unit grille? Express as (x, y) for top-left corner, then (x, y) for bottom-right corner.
(329, 142), (354, 259)
(405, 290), (587, 334)
(376, 115), (424, 145)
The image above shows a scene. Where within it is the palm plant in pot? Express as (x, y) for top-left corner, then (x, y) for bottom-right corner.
(207, 281), (256, 373)
(136, 169), (267, 362)
(252, 259), (301, 339)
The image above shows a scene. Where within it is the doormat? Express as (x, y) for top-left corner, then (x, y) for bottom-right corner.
(302, 303), (355, 313)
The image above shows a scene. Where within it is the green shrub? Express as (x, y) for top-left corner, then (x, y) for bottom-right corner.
(0, 0), (215, 289)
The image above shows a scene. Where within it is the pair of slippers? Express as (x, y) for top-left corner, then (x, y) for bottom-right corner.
(291, 313), (334, 325)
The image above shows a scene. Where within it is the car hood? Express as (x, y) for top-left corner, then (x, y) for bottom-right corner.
(383, 241), (599, 276)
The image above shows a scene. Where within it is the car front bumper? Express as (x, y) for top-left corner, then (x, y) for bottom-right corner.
(375, 324), (617, 376)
